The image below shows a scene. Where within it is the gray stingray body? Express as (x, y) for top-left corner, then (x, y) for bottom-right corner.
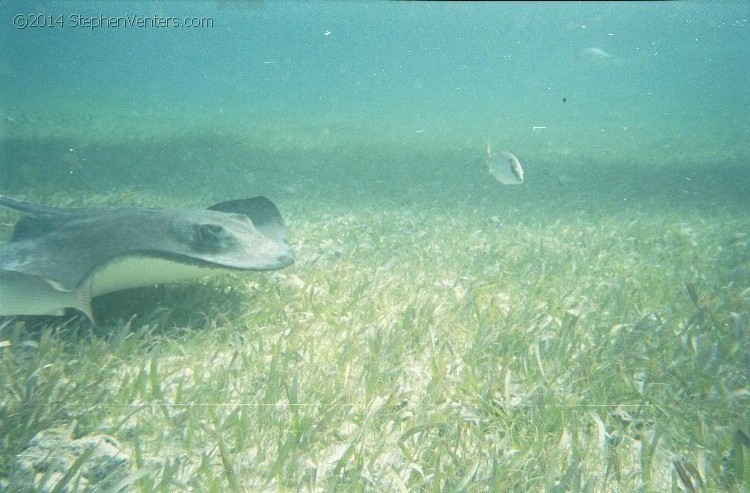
(0, 194), (294, 319)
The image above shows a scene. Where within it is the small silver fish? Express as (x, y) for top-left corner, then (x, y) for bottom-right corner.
(486, 145), (524, 185)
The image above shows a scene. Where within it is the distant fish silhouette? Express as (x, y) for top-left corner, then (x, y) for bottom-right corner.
(485, 145), (524, 185)
(581, 47), (613, 59)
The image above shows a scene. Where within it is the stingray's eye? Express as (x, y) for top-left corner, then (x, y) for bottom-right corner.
(199, 223), (224, 239)
(193, 223), (228, 250)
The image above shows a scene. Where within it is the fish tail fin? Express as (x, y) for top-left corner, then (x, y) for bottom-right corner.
(75, 279), (96, 325)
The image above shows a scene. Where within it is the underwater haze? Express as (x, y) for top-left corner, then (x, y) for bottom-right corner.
(1, 1), (749, 491)
(1, 1), (748, 207)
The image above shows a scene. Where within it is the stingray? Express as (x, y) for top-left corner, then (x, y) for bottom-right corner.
(0, 194), (294, 321)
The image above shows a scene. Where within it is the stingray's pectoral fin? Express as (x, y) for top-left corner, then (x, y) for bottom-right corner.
(207, 197), (288, 243)
(47, 278), (95, 324)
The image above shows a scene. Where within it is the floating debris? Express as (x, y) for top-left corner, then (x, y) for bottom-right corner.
(485, 144), (524, 185)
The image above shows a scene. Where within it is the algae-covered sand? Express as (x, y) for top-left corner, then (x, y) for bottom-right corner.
(1, 107), (748, 492)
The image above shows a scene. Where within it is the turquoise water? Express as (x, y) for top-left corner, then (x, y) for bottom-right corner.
(1, 3), (749, 489)
(0, 1), (747, 213)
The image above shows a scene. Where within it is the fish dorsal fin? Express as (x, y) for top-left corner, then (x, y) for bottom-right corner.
(207, 196), (288, 243)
